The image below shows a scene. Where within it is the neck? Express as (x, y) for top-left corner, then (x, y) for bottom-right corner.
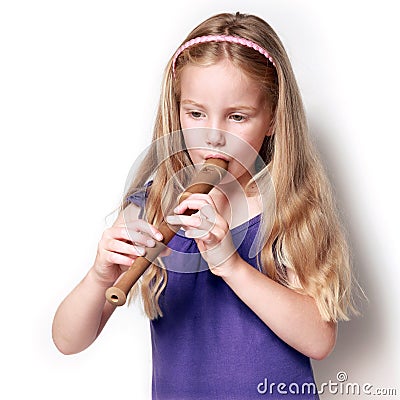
(210, 172), (262, 228)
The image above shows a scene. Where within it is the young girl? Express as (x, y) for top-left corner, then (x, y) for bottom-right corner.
(53, 12), (358, 399)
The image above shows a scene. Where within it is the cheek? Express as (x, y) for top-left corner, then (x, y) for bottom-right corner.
(181, 128), (208, 165)
(179, 109), (186, 128)
(241, 119), (270, 153)
(232, 128), (265, 155)
(249, 135), (266, 153)
(180, 111), (200, 153)
(226, 128), (267, 173)
(182, 128), (206, 149)
(180, 110), (200, 130)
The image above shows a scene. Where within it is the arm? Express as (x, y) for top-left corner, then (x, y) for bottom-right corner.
(166, 193), (337, 360)
(52, 204), (164, 355)
(52, 268), (117, 355)
(218, 255), (337, 360)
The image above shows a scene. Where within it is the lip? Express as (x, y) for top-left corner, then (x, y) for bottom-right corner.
(204, 153), (230, 162)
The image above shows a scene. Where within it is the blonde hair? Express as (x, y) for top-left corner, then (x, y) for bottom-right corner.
(122, 12), (360, 322)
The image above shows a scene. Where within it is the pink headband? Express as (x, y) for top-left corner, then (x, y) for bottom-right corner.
(172, 34), (276, 76)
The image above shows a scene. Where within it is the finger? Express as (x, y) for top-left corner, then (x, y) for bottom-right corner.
(178, 192), (217, 206)
(185, 229), (213, 239)
(174, 198), (213, 215)
(180, 206), (216, 238)
(104, 250), (138, 267)
(108, 225), (156, 250)
(124, 220), (163, 243)
(126, 231), (158, 248)
(107, 225), (135, 242)
(107, 238), (146, 256)
(190, 222), (228, 245)
(165, 214), (206, 229)
(124, 219), (163, 238)
(199, 203), (216, 222)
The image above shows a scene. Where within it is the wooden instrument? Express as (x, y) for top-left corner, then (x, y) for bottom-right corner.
(105, 158), (229, 306)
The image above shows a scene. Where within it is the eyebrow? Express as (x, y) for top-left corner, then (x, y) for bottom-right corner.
(180, 99), (258, 112)
(180, 99), (205, 108)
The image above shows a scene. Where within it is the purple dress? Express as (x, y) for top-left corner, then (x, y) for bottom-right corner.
(128, 187), (319, 400)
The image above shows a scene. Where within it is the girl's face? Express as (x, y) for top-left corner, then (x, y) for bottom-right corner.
(179, 58), (273, 187)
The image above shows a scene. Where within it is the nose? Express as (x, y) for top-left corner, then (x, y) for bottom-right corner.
(205, 128), (226, 147)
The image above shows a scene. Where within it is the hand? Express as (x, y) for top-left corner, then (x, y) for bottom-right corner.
(165, 193), (240, 275)
(92, 219), (164, 286)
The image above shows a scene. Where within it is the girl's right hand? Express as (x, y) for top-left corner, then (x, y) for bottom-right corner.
(92, 218), (164, 286)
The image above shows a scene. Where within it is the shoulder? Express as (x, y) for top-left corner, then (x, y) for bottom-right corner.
(126, 181), (153, 208)
(286, 268), (302, 289)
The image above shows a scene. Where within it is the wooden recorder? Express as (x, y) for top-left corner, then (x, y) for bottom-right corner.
(105, 158), (229, 306)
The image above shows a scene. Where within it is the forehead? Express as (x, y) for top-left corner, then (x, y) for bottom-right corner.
(179, 59), (265, 107)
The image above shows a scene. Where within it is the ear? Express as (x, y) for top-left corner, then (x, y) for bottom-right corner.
(265, 115), (275, 137)
(265, 125), (274, 137)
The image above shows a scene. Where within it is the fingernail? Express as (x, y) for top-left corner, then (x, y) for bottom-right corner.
(156, 233), (163, 241)
(173, 206), (180, 213)
(147, 239), (155, 247)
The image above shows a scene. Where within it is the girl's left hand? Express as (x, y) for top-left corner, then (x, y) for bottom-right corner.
(165, 193), (239, 275)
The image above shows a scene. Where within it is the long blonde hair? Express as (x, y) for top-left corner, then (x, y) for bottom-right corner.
(123, 12), (359, 322)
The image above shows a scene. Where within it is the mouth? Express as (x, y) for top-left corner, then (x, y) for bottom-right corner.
(204, 153), (230, 162)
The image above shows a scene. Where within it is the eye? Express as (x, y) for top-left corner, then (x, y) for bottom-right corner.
(189, 111), (205, 119)
(229, 114), (247, 122)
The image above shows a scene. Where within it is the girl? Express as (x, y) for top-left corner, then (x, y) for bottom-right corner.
(53, 12), (358, 399)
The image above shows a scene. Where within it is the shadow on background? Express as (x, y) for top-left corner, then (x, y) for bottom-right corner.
(308, 118), (390, 397)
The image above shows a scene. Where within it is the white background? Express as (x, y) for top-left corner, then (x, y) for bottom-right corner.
(1, 1), (399, 399)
